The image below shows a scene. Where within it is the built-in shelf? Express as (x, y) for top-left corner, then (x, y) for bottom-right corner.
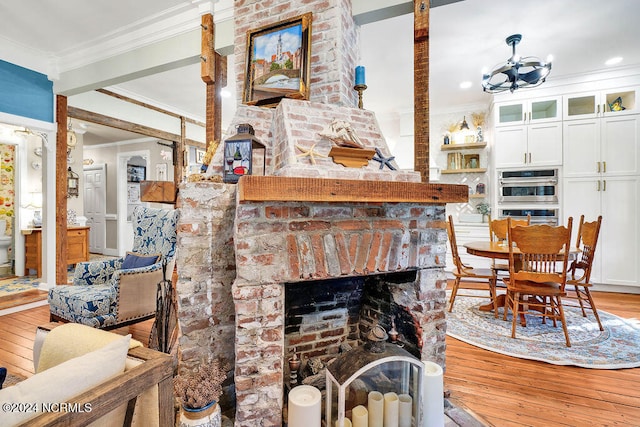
(441, 168), (487, 174)
(440, 142), (487, 151)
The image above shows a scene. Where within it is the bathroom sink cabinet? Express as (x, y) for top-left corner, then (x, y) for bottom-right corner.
(24, 226), (89, 278)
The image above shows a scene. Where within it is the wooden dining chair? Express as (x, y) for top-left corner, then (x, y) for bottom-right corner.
(564, 215), (604, 331)
(488, 214), (531, 275)
(503, 217), (573, 347)
(446, 216), (498, 315)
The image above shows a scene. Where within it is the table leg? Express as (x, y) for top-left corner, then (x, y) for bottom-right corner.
(479, 294), (506, 311)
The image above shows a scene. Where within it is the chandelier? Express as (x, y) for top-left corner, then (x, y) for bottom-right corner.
(482, 34), (552, 93)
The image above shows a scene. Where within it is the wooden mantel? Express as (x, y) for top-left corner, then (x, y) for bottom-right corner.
(237, 176), (468, 204)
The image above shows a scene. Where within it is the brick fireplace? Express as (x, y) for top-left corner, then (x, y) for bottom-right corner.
(174, 1), (467, 425)
(177, 176), (466, 425)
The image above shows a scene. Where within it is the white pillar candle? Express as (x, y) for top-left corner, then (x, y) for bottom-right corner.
(288, 385), (322, 427)
(398, 394), (412, 427)
(335, 418), (352, 427)
(383, 392), (399, 427)
(352, 405), (368, 427)
(422, 361), (444, 427)
(368, 391), (384, 427)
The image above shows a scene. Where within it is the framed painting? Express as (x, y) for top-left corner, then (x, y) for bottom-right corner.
(242, 12), (312, 107)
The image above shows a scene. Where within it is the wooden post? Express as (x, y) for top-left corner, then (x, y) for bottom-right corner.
(56, 95), (68, 284)
(414, 0), (430, 182)
(201, 13), (225, 149)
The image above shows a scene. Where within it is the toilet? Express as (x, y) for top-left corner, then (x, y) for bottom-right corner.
(0, 220), (11, 266)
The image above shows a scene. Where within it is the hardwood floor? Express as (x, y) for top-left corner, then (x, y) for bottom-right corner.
(444, 290), (640, 427)
(0, 291), (638, 426)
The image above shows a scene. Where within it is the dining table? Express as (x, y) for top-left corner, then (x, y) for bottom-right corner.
(463, 241), (580, 313)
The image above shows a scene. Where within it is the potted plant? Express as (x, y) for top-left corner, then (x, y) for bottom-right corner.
(174, 358), (230, 427)
(476, 202), (491, 223)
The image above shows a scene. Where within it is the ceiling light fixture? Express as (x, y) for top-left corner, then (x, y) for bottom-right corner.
(459, 81), (472, 89)
(482, 34), (552, 93)
(605, 56), (623, 66)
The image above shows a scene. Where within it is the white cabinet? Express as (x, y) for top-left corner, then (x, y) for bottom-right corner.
(563, 86), (640, 120)
(563, 115), (640, 178)
(495, 96), (561, 126)
(563, 175), (639, 288)
(445, 223), (491, 273)
(563, 113), (640, 289)
(494, 121), (563, 168)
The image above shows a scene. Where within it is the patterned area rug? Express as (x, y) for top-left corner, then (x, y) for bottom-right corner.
(446, 290), (640, 369)
(0, 277), (42, 297)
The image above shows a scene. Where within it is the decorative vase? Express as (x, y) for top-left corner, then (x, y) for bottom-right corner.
(179, 401), (222, 427)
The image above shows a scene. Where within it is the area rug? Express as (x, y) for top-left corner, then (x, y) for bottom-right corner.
(446, 290), (640, 369)
(0, 277), (42, 297)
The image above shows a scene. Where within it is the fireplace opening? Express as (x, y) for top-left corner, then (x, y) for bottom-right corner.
(284, 270), (421, 389)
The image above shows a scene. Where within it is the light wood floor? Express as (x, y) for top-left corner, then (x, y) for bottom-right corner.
(444, 289), (640, 426)
(0, 291), (639, 426)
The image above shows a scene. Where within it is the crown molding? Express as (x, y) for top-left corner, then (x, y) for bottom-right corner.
(56, 1), (233, 73)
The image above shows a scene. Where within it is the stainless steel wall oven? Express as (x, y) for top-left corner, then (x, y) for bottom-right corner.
(498, 169), (558, 203)
(497, 169), (560, 225)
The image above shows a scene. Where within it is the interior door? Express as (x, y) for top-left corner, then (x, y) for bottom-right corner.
(83, 165), (106, 254)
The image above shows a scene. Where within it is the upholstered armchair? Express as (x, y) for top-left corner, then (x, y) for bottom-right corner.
(48, 206), (179, 329)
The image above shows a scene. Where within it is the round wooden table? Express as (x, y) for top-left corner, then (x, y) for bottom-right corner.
(464, 241), (512, 260)
(464, 241), (579, 260)
(462, 241), (580, 313)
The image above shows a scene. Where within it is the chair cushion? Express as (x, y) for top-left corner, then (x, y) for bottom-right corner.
(36, 323), (143, 373)
(122, 251), (160, 270)
(48, 284), (115, 318)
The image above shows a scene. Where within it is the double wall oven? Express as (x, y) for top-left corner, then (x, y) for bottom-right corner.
(497, 169), (560, 225)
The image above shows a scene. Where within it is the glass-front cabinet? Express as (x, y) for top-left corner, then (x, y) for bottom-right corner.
(495, 96), (561, 126)
(563, 86), (639, 120)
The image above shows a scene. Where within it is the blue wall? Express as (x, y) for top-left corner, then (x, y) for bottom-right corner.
(0, 60), (54, 123)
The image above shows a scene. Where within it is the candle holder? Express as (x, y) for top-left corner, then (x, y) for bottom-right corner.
(354, 84), (367, 109)
(289, 350), (301, 387)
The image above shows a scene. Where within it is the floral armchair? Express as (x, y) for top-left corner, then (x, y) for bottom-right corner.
(48, 206), (179, 329)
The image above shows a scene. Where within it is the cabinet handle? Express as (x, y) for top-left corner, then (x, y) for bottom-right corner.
(524, 153), (527, 164)
(528, 153), (532, 163)
(603, 161), (606, 173)
(529, 112), (532, 122)
(597, 161), (600, 173)
(603, 180), (606, 191)
(597, 104), (600, 115)
(597, 181), (601, 191)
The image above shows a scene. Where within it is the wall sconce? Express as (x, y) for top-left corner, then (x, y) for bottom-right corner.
(222, 123), (266, 183)
(67, 167), (79, 198)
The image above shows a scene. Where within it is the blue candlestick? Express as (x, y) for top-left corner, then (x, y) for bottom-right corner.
(355, 66), (366, 86)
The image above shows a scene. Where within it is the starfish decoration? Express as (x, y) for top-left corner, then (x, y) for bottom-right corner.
(372, 148), (397, 170)
(295, 143), (327, 165)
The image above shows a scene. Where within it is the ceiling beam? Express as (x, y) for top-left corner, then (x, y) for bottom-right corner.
(352, 0), (464, 25)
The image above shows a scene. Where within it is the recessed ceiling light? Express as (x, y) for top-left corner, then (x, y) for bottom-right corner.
(605, 56), (623, 66)
(459, 81), (472, 89)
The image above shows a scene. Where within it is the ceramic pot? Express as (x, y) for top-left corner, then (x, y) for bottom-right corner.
(179, 401), (222, 427)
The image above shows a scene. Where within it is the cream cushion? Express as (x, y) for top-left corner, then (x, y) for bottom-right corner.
(0, 335), (130, 426)
(36, 322), (142, 372)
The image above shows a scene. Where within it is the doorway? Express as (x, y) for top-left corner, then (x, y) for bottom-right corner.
(117, 151), (149, 255)
(83, 164), (106, 254)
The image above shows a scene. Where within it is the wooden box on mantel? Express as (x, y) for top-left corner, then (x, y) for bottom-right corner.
(140, 181), (177, 203)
